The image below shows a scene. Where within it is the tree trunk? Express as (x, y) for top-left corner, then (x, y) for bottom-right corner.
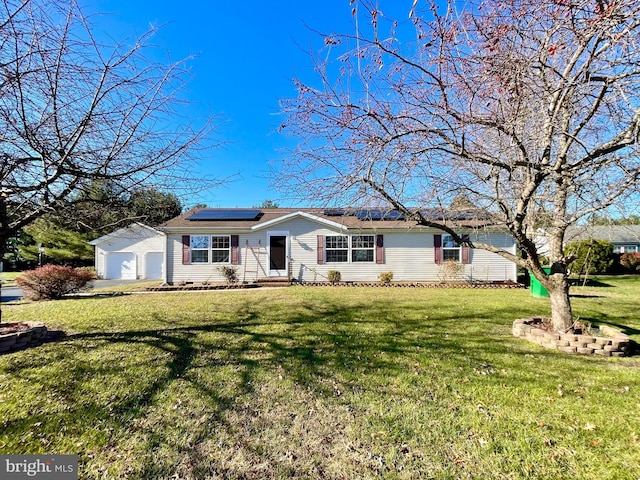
(0, 241), (5, 324)
(0, 198), (6, 324)
(548, 275), (573, 332)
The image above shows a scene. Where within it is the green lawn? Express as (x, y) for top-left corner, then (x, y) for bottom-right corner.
(1, 277), (639, 479)
(0, 271), (21, 287)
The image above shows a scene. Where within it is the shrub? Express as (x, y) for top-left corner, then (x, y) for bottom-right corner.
(378, 272), (394, 284)
(565, 240), (614, 275)
(217, 265), (239, 284)
(437, 260), (465, 282)
(327, 270), (341, 284)
(16, 264), (96, 300)
(620, 252), (640, 272)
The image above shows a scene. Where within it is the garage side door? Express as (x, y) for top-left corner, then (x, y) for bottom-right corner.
(105, 252), (136, 280)
(145, 252), (164, 280)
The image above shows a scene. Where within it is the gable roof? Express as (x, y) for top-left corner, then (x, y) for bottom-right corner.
(159, 207), (494, 231)
(254, 211), (348, 231)
(88, 222), (164, 246)
(565, 225), (640, 244)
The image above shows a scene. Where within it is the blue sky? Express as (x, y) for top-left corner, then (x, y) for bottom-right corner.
(87, 1), (414, 209)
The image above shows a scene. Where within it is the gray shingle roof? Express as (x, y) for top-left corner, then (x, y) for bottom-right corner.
(565, 225), (640, 244)
(159, 207), (494, 230)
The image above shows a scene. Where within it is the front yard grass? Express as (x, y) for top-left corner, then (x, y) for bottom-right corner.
(1, 277), (639, 479)
(0, 271), (22, 287)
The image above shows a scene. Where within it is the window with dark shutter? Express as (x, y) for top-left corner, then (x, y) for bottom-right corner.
(351, 235), (374, 262)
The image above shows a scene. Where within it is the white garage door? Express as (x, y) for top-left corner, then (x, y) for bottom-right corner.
(105, 252), (136, 280)
(145, 252), (164, 280)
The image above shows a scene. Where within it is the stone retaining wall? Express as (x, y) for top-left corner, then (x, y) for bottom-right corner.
(512, 317), (633, 357)
(0, 322), (48, 354)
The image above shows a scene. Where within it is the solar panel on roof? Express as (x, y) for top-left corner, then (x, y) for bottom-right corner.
(383, 210), (405, 220)
(324, 208), (346, 216)
(452, 210), (475, 220)
(355, 209), (405, 221)
(186, 209), (262, 221)
(323, 208), (407, 220)
(419, 208), (444, 220)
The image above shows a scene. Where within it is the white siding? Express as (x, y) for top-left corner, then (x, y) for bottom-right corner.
(165, 217), (517, 284)
(464, 231), (518, 282)
(167, 231), (270, 284)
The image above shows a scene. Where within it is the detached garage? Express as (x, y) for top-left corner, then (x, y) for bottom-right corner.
(89, 223), (165, 280)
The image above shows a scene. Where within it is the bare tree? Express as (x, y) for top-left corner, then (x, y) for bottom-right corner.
(0, 0), (221, 319)
(279, 0), (640, 332)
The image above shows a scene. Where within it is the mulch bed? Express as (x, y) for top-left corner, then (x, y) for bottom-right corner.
(0, 321), (31, 336)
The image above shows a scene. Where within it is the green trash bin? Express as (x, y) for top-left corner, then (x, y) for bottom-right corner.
(530, 267), (551, 297)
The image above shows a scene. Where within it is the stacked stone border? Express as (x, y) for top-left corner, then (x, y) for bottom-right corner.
(148, 281), (524, 291)
(0, 322), (48, 354)
(147, 283), (261, 292)
(513, 317), (633, 357)
(296, 281), (523, 288)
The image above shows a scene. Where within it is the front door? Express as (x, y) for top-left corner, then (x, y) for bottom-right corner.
(268, 234), (288, 276)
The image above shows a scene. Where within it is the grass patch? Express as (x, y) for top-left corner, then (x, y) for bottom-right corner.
(1, 278), (639, 479)
(0, 271), (22, 287)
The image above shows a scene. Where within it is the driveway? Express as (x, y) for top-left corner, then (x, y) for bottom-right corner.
(0, 279), (154, 302)
(1, 286), (22, 303)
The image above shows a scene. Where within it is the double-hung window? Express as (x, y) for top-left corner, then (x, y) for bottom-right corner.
(442, 234), (461, 262)
(190, 235), (231, 263)
(211, 236), (231, 262)
(352, 235), (375, 262)
(326, 235), (348, 262)
(190, 235), (210, 263)
(324, 235), (376, 263)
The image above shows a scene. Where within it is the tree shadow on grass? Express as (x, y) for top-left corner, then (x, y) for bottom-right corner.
(569, 278), (614, 288)
(2, 295), (636, 478)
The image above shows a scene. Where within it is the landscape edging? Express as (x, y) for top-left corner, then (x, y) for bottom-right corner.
(0, 322), (48, 354)
(512, 317), (633, 357)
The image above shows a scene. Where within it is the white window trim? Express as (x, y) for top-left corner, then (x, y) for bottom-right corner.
(351, 234), (375, 263)
(325, 234), (376, 263)
(442, 234), (462, 262)
(190, 235), (210, 264)
(190, 234), (231, 264)
(211, 235), (231, 263)
(325, 234), (349, 263)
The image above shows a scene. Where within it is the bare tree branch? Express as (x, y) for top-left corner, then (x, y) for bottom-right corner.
(278, 0), (640, 331)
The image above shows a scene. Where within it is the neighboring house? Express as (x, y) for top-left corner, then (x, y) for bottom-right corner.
(158, 208), (518, 284)
(565, 225), (640, 254)
(89, 223), (165, 280)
